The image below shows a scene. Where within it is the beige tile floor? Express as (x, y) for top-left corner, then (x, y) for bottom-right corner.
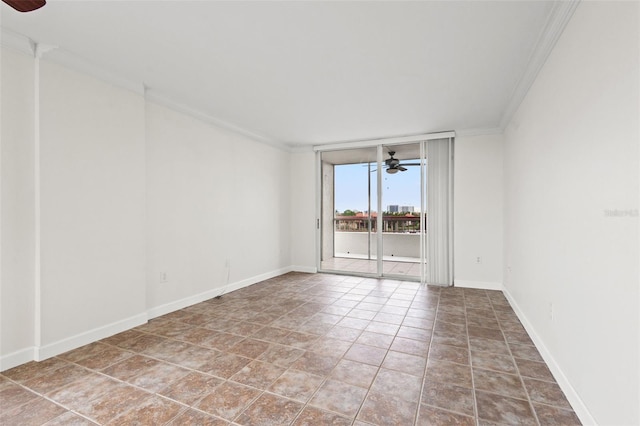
(0, 272), (581, 425)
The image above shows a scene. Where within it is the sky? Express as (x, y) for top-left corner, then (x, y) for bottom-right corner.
(334, 161), (422, 213)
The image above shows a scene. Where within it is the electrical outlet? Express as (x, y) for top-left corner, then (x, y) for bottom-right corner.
(549, 302), (554, 321)
(476, 256), (482, 264)
(160, 272), (168, 283)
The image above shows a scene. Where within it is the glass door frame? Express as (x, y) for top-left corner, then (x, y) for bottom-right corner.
(314, 131), (454, 284)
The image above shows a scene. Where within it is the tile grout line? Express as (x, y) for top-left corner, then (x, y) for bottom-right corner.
(463, 289), (481, 426)
(413, 283), (438, 426)
(284, 277), (377, 425)
(1, 363), (107, 425)
(58, 355), (204, 425)
(332, 283), (385, 425)
(351, 282), (422, 425)
(235, 275), (368, 425)
(492, 295), (543, 426)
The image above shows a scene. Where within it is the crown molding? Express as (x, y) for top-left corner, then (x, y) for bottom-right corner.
(4, 1), (577, 153)
(45, 49), (144, 96)
(289, 144), (314, 154)
(1, 28), (143, 95)
(499, 0), (580, 130)
(1, 27), (289, 151)
(1, 27), (35, 55)
(455, 127), (504, 137)
(144, 89), (291, 152)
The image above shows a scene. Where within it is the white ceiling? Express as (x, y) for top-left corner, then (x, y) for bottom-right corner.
(1, 1), (574, 149)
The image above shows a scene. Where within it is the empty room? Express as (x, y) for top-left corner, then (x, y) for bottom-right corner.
(1, 1), (638, 425)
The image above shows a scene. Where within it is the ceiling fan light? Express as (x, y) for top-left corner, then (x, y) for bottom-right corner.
(387, 167), (398, 174)
(3, 0), (46, 12)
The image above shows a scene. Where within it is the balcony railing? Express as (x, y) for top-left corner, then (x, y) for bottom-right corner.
(334, 214), (423, 233)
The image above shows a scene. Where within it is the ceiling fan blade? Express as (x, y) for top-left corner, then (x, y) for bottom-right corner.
(2, 0), (45, 12)
(397, 166), (408, 172)
(398, 163), (421, 166)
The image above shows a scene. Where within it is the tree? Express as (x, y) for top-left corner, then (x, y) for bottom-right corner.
(342, 209), (357, 216)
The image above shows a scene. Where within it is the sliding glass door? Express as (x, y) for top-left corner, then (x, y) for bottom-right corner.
(380, 143), (423, 280)
(317, 136), (453, 285)
(320, 147), (378, 275)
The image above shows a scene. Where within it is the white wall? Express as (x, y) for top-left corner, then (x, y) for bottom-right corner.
(454, 134), (504, 289)
(0, 45), (297, 369)
(0, 48), (36, 368)
(38, 60), (147, 356)
(290, 150), (316, 272)
(503, 2), (639, 425)
(146, 102), (292, 315)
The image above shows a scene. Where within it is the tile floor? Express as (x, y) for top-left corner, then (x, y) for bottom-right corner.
(0, 272), (581, 425)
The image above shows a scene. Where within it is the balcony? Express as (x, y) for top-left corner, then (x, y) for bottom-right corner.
(321, 214), (424, 277)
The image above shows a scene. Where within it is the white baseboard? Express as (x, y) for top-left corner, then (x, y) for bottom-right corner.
(34, 313), (148, 362)
(290, 265), (317, 274)
(3, 267), (313, 371)
(502, 288), (596, 425)
(224, 266), (293, 294)
(147, 266), (296, 320)
(454, 279), (504, 291)
(0, 347), (36, 372)
(147, 286), (226, 320)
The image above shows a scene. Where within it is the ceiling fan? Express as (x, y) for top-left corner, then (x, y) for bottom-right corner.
(384, 151), (420, 174)
(2, 0), (46, 12)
